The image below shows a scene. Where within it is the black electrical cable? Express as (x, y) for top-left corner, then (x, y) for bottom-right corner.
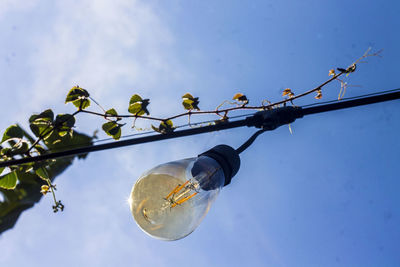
(301, 89), (400, 115)
(235, 89), (400, 154)
(48, 113), (251, 151)
(47, 88), (400, 152)
(301, 88), (400, 108)
(0, 119), (251, 168)
(236, 129), (266, 154)
(0, 89), (399, 168)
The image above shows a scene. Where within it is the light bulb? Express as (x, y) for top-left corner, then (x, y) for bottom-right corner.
(129, 145), (240, 241)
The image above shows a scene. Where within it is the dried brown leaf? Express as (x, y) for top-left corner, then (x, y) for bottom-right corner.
(233, 93), (248, 102)
(315, 89), (322, 100)
(282, 88), (292, 97)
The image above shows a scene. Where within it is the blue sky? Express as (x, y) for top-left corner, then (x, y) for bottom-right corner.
(0, 0), (399, 266)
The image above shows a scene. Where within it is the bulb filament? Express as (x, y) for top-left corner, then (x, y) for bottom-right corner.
(165, 180), (198, 208)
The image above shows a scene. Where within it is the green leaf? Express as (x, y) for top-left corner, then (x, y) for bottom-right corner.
(57, 131), (68, 137)
(19, 163), (34, 173)
(182, 99), (193, 110)
(29, 124), (49, 139)
(129, 94), (143, 104)
(29, 124), (42, 138)
(19, 124), (36, 144)
(0, 130), (93, 234)
(65, 86), (90, 103)
(53, 114), (75, 137)
(165, 120), (173, 127)
(29, 110), (55, 138)
(109, 127), (121, 137)
(128, 94), (150, 115)
(105, 108), (118, 116)
(52, 138), (62, 144)
(29, 109), (54, 124)
(102, 122), (122, 140)
(105, 108), (122, 121)
(128, 103), (142, 115)
(35, 167), (50, 181)
(0, 171), (18, 189)
(102, 121), (115, 132)
(72, 98), (91, 110)
(182, 93), (200, 110)
(33, 144), (46, 155)
(1, 147), (12, 157)
(10, 140), (29, 155)
(152, 120), (174, 134)
(182, 93), (194, 99)
(54, 114), (76, 137)
(0, 167), (4, 175)
(1, 125), (23, 143)
(65, 86), (90, 110)
(55, 114), (75, 128)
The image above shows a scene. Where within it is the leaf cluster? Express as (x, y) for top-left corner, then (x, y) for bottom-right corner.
(0, 105), (93, 233)
(29, 109), (76, 144)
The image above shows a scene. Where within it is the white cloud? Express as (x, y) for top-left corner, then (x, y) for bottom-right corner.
(9, 0), (188, 126)
(0, 1), (193, 265)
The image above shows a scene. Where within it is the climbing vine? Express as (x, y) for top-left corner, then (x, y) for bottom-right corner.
(0, 48), (381, 233)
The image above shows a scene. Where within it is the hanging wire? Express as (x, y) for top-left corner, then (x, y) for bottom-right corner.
(235, 129), (266, 154)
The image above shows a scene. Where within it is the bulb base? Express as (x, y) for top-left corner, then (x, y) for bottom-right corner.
(199, 144), (240, 186)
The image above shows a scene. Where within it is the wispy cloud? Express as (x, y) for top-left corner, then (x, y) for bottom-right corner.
(0, 1), (193, 265)
(5, 0), (188, 125)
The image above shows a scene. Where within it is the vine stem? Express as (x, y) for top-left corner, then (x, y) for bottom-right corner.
(23, 110), (81, 211)
(46, 179), (58, 205)
(26, 124), (53, 154)
(80, 109), (165, 121)
(79, 72), (344, 123)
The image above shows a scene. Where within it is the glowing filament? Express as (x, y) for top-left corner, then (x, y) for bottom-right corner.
(165, 180), (198, 208)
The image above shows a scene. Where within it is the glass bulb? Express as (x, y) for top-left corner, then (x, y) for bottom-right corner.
(129, 155), (225, 241)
